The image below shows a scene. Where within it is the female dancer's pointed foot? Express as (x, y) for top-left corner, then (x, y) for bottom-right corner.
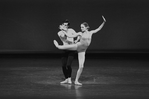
(53, 40), (59, 48)
(74, 81), (82, 86)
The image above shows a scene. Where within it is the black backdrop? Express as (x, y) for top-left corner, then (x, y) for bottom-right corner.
(0, 0), (149, 53)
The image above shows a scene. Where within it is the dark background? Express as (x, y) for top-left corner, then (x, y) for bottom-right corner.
(0, 0), (149, 53)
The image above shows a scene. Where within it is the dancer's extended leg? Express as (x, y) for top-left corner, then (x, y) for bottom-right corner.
(74, 51), (85, 86)
(54, 40), (78, 50)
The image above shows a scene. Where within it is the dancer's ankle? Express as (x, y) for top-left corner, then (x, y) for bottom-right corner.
(67, 78), (72, 84)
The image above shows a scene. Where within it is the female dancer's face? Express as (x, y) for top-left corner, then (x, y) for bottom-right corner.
(81, 24), (87, 32)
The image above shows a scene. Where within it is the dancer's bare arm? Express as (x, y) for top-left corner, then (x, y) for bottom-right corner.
(63, 29), (81, 38)
(90, 16), (106, 34)
(74, 32), (82, 43)
(58, 31), (69, 43)
(74, 36), (80, 43)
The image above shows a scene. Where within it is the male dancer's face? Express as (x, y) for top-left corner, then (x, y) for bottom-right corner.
(60, 23), (68, 31)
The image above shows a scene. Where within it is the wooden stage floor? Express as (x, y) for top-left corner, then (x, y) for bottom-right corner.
(0, 53), (149, 99)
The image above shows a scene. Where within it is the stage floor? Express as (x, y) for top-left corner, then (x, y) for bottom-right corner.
(0, 54), (149, 99)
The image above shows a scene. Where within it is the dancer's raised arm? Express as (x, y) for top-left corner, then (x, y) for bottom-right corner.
(90, 16), (106, 34)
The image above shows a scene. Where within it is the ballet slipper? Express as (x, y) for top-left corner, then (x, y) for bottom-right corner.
(74, 81), (82, 86)
(67, 81), (72, 84)
(67, 78), (72, 84)
(53, 40), (59, 47)
(60, 79), (68, 84)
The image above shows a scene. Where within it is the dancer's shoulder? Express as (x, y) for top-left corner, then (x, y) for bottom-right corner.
(68, 28), (76, 32)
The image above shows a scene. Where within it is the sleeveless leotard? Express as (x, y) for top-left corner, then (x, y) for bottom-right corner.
(77, 36), (91, 52)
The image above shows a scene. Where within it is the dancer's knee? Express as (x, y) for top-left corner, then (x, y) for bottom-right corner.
(79, 65), (84, 69)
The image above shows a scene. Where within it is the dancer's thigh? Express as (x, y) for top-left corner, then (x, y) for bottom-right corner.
(78, 52), (85, 68)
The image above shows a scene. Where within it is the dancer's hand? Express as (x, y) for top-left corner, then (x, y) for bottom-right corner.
(77, 32), (82, 36)
(102, 15), (106, 22)
(74, 40), (78, 43)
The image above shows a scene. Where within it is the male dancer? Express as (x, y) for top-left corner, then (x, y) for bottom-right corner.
(58, 19), (80, 84)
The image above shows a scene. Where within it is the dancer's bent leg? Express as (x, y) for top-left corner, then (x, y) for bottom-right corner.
(75, 51), (85, 86)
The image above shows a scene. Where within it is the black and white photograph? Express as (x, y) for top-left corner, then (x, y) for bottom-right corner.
(0, 0), (149, 99)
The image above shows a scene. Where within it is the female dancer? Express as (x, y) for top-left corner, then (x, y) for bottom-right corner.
(54, 16), (106, 85)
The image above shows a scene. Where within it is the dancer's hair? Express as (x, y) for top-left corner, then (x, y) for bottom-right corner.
(62, 19), (70, 27)
(82, 22), (90, 30)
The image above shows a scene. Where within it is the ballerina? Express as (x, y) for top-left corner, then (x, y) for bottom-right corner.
(54, 16), (106, 85)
